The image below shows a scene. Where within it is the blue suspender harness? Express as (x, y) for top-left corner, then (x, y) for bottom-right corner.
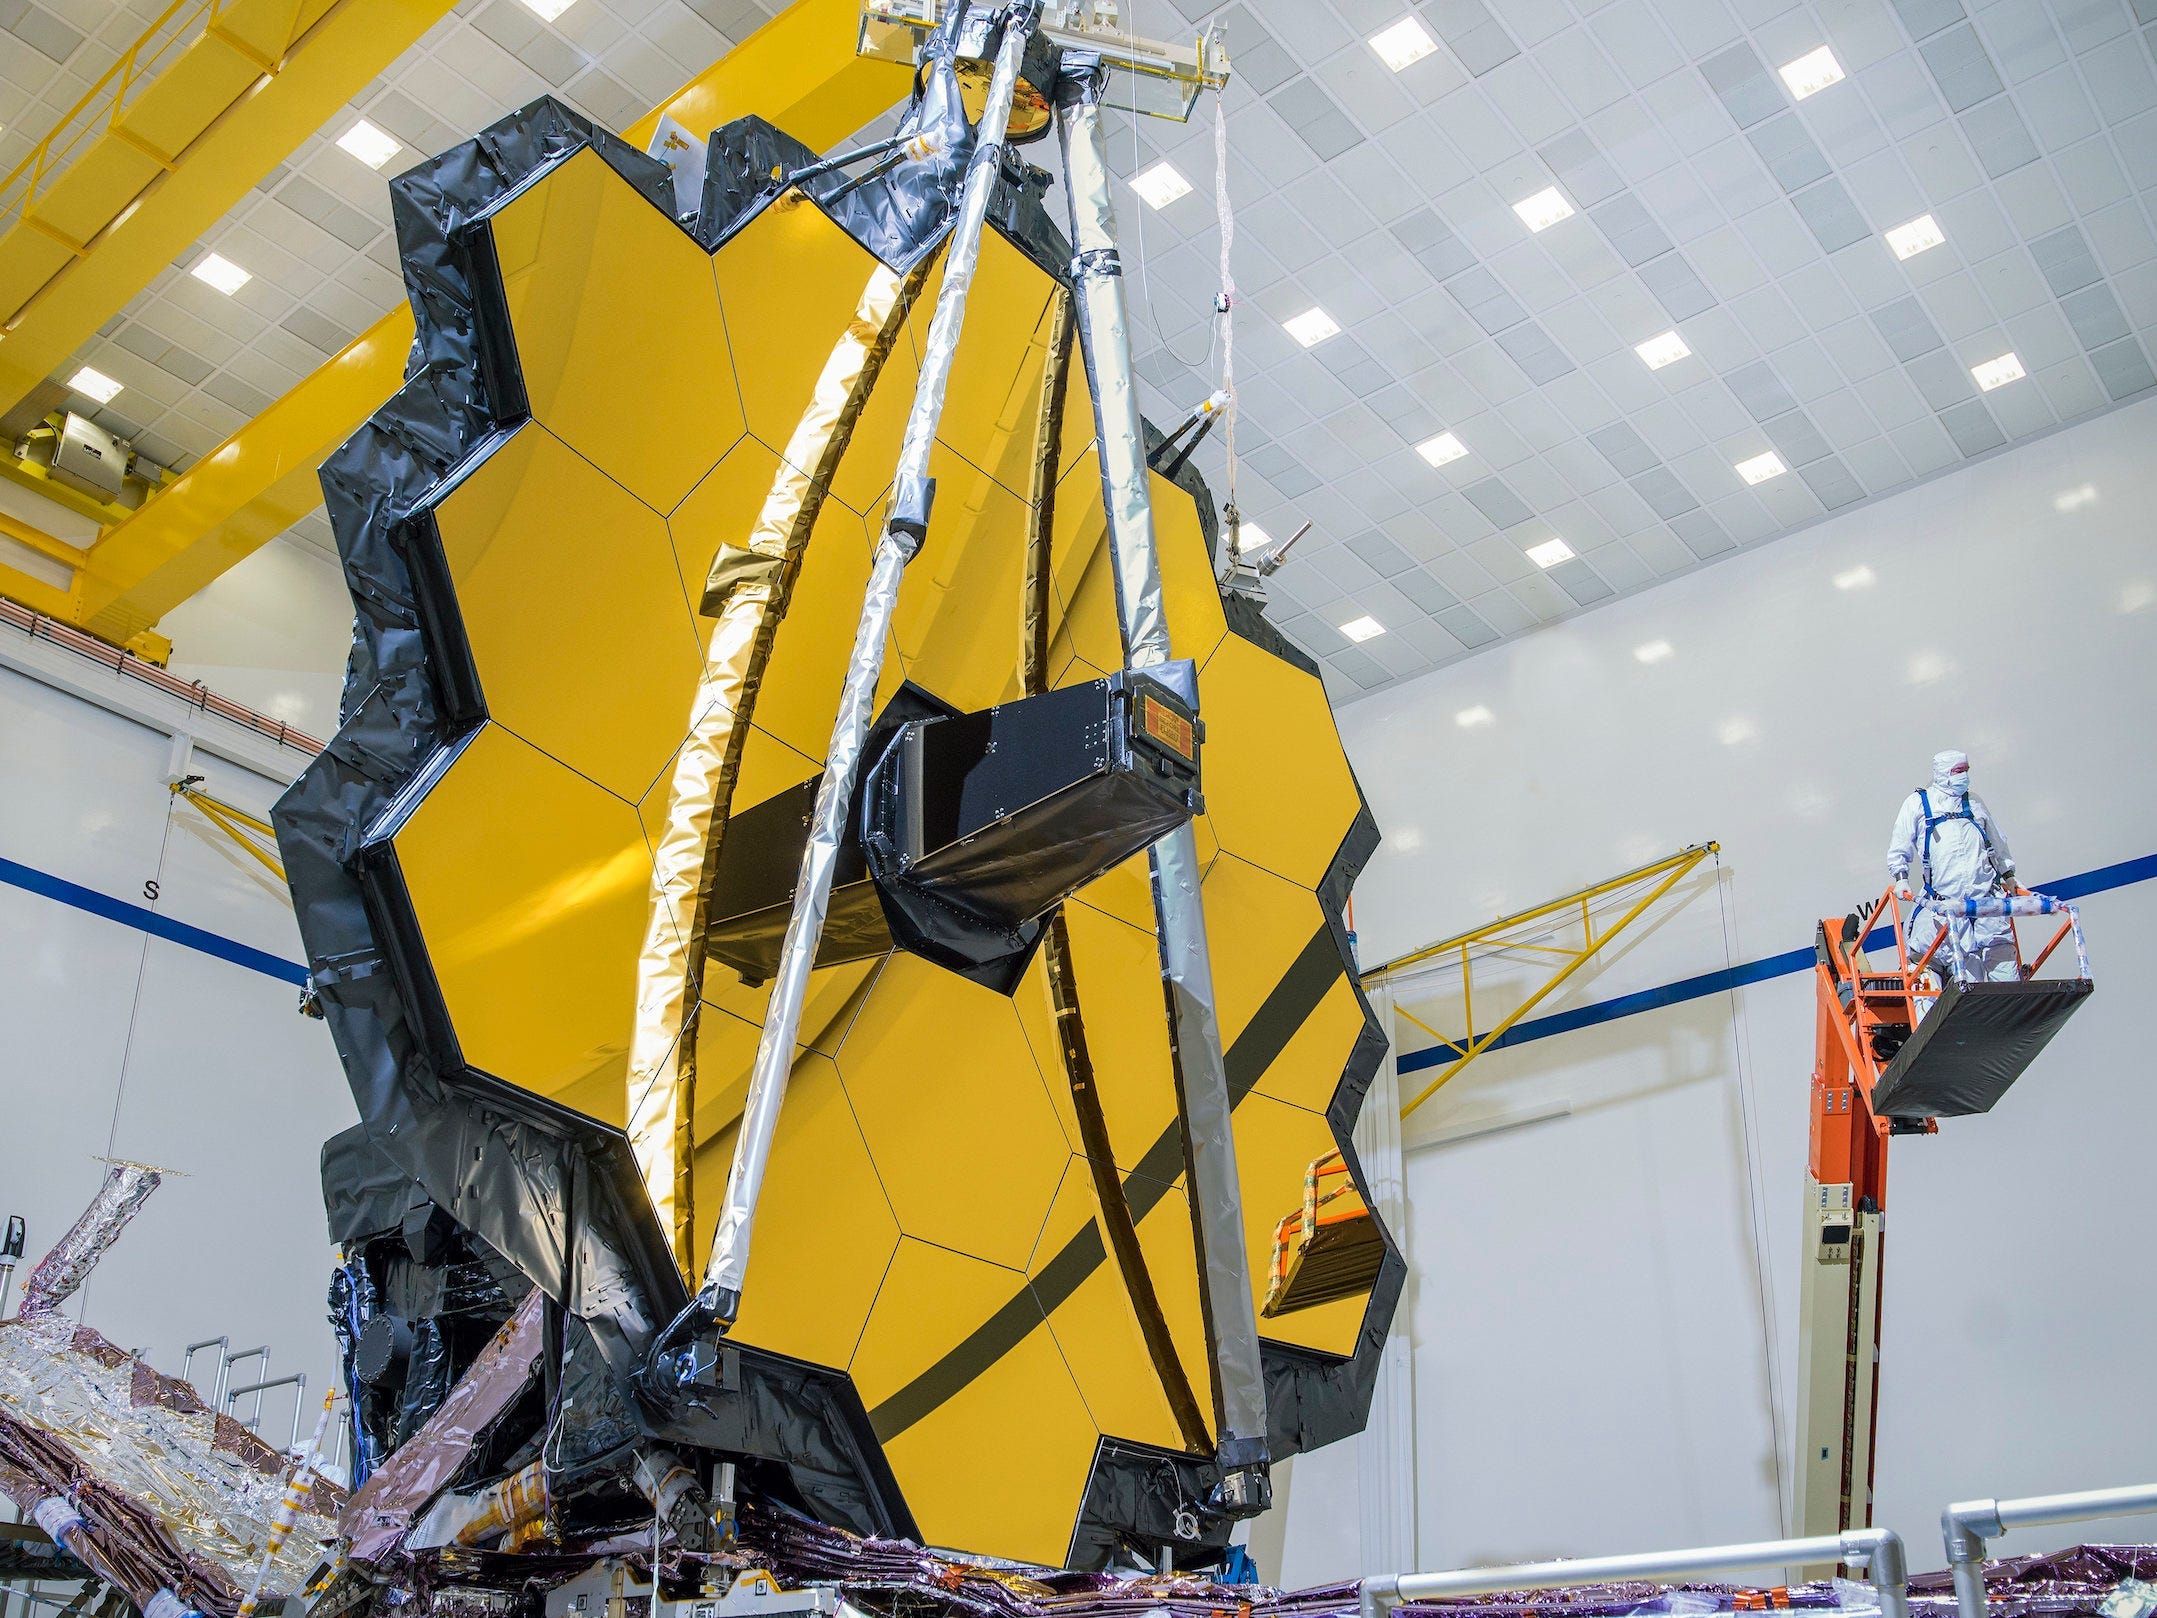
(1914, 787), (1994, 900)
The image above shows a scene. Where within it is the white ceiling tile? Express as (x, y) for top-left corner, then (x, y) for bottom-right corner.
(1858, 54), (1947, 139)
(1589, 95), (1686, 185)
(2032, 354), (2109, 418)
(1465, 531), (1538, 584)
(1991, 162), (2077, 236)
(2084, 199), (2157, 275)
(1843, 434), (1913, 491)
(1481, 57), (1581, 145)
(1901, 118), (1986, 198)
(1539, 27), (1634, 118)
(1582, 537), (1658, 590)
(1626, 523), (1701, 574)
(1974, 0), (2067, 82)
(2114, 260), (2157, 326)
(1687, 223), (1773, 300)
(1427, 548), (1501, 599)
(2019, 63), (2104, 149)
(1651, 0), (1747, 52)
(1580, 476), (1659, 535)
(1984, 371), (2061, 434)
(1452, 339), (1536, 405)
(1311, 42), (1420, 134)
(1920, 267), (2002, 336)
(1640, 71), (1732, 158)
(1710, 488), (1784, 542)
(1853, 365), (1932, 427)
(1508, 568), (1575, 621)
(1820, 0), (1905, 72)
(2054, 135), (2133, 214)
(1427, 86), (1526, 171)
(2002, 303), (2082, 369)
(1779, 258), (1864, 328)
(1542, 219), (1635, 289)
(2080, 39), (2157, 124)
(1588, 0), (1688, 89)
(1970, 245), (2056, 317)
(1471, 584), (1542, 633)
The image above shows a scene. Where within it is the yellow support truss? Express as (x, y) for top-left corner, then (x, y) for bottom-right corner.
(171, 778), (284, 879)
(1364, 842), (1720, 1119)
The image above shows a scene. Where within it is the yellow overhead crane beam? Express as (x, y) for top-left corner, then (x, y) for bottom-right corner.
(0, 0), (463, 419)
(0, 0), (911, 650)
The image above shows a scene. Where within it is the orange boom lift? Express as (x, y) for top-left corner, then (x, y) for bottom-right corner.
(1794, 886), (2092, 1565)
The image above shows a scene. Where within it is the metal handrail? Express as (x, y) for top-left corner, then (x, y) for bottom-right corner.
(226, 1371), (306, 1448)
(180, 1334), (229, 1405)
(1942, 1483), (2157, 1618)
(0, 0), (227, 226)
(1358, 1528), (1910, 1618)
(220, 1344), (268, 1418)
(0, 596), (323, 753)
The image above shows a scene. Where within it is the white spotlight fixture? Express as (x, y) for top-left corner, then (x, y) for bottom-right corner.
(1524, 536), (1574, 569)
(67, 367), (123, 404)
(1369, 15), (1439, 71)
(1284, 306), (1342, 347)
(1634, 639), (1674, 664)
(1131, 160), (1192, 210)
(336, 119), (404, 170)
(1778, 45), (1845, 100)
(1736, 450), (1787, 485)
(2052, 483), (2098, 513)
(1635, 330), (1690, 370)
(1512, 186), (1575, 233)
(1416, 430), (1468, 467)
(517, 0), (576, 20)
(190, 252), (251, 295)
(1339, 614), (1386, 643)
(1884, 214), (1944, 260)
(1455, 704), (1495, 728)
(1833, 564), (1875, 591)
(1971, 351), (2025, 391)
(1236, 521), (1274, 556)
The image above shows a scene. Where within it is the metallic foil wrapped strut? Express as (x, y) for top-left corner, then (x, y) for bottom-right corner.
(1052, 65), (1273, 1515)
(692, 1), (1046, 1326)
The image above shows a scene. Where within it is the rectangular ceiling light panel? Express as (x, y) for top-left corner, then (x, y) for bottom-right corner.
(338, 120), (404, 170)
(1132, 160), (1193, 209)
(1285, 306), (1342, 346)
(1417, 431), (1468, 466)
(1370, 16), (1439, 71)
(1635, 330), (1691, 369)
(1885, 213), (1945, 259)
(1779, 45), (1845, 99)
(1513, 186), (1575, 232)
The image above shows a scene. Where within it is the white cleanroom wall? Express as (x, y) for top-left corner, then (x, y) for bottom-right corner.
(160, 535), (355, 744)
(0, 658), (356, 1444)
(1279, 395), (2157, 1580)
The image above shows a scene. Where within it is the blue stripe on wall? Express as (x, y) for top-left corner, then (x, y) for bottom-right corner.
(3, 846), (2152, 1022)
(1394, 855), (2152, 1077)
(0, 854), (310, 987)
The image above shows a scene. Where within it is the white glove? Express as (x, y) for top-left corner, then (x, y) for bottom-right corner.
(1893, 880), (1913, 901)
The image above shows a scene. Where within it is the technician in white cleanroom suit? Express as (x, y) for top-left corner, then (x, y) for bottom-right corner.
(1887, 750), (2022, 983)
